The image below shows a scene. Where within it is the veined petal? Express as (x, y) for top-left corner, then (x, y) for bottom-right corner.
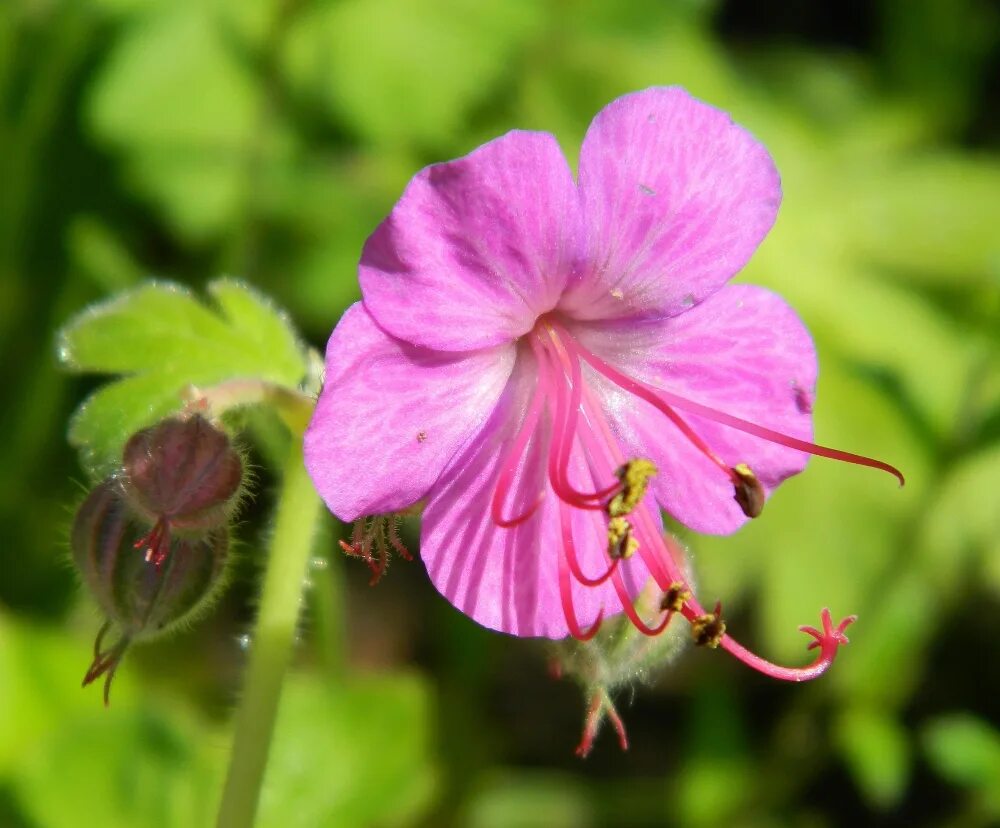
(360, 131), (583, 352)
(421, 351), (650, 638)
(304, 303), (513, 522)
(563, 87), (781, 322)
(575, 284), (816, 534)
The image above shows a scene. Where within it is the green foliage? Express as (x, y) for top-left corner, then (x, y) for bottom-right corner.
(58, 279), (307, 476)
(923, 714), (1000, 815)
(0, 613), (438, 828)
(835, 706), (911, 809)
(15, 708), (220, 828)
(462, 773), (593, 828)
(283, 0), (545, 148)
(258, 674), (438, 827)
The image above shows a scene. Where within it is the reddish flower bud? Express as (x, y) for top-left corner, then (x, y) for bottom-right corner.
(73, 481), (230, 636)
(72, 415), (241, 704)
(122, 414), (242, 531)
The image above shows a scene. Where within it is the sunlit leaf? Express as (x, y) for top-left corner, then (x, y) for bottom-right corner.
(15, 707), (219, 828)
(58, 279), (307, 476)
(281, 0), (545, 148)
(849, 156), (1000, 287)
(86, 2), (285, 240)
(922, 442), (1000, 588)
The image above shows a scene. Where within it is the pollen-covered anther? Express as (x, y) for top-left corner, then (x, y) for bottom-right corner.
(607, 459), (658, 517)
(731, 462), (765, 518)
(606, 516), (638, 560)
(660, 581), (692, 613)
(691, 602), (726, 648)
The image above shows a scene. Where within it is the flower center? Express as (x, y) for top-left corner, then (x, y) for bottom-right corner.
(489, 318), (902, 680)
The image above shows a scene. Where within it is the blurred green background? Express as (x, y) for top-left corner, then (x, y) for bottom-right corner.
(2, 0), (999, 825)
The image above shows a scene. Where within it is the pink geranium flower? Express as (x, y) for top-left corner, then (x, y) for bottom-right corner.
(305, 87), (902, 680)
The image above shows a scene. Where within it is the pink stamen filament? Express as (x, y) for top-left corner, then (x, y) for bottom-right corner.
(534, 334), (620, 509)
(556, 321), (905, 487)
(610, 565), (671, 636)
(494, 319), (864, 677)
(577, 379), (855, 680)
(556, 532), (604, 641)
(559, 499), (618, 587)
(563, 324), (858, 679)
(490, 355), (546, 528)
(576, 388), (677, 588)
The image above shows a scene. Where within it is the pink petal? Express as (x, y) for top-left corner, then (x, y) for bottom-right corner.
(574, 284), (816, 534)
(304, 303), (514, 522)
(420, 353), (650, 638)
(562, 87), (781, 322)
(360, 131), (583, 352)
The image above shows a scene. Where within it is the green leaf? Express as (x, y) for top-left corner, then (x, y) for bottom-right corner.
(257, 673), (438, 828)
(835, 706), (911, 809)
(86, 2), (285, 240)
(58, 279), (307, 476)
(0, 612), (221, 828)
(922, 442), (1000, 589)
(0, 613), (124, 775)
(849, 156), (1000, 287)
(923, 714), (1000, 813)
(281, 0), (545, 148)
(14, 707), (220, 828)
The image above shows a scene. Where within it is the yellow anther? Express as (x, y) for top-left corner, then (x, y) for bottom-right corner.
(691, 606), (726, 648)
(660, 581), (691, 613)
(606, 516), (638, 560)
(608, 458), (658, 517)
(731, 462), (765, 518)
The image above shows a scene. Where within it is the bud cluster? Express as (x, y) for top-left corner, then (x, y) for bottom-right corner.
(72, 415), (243, 703)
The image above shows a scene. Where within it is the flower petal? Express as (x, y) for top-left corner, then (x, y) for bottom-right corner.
(575, 284), (816, 534)
(421, 352), (650, 638)
(304, 303), (513, 522)
(562, 87), (781, 322)
(360, 131), (583, 352)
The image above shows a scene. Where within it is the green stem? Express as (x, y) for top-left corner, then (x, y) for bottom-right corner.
(216, 436), (322, 828)
(309, 515), (347, 677)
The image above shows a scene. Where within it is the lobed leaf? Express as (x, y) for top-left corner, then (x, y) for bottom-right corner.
(59, 279), (307, 476)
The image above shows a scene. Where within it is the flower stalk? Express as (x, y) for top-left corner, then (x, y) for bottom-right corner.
(215, 431), (322, 828)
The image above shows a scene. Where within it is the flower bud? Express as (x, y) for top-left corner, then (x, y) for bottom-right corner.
(121, 414), (242, 531)
(73, 481), (230, 639)
(72, 414), (240, 704)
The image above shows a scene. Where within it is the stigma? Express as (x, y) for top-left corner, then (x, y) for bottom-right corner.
(490, 317), (903, 681)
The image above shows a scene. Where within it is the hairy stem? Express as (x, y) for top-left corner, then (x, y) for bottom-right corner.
(216, 436), (321, 827)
